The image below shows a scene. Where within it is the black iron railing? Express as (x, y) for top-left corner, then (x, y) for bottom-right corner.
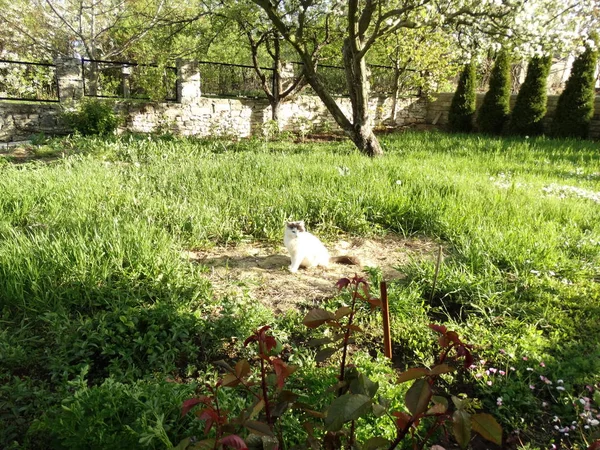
(0, 59), (59, 102)
(197, 61), (272, 98)
(82, 58), (177, 101)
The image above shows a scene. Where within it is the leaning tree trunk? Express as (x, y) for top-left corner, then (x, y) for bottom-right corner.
(342, 38), (383, 156)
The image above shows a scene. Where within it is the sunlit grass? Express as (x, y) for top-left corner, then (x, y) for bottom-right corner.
(1, 131), (599, 448)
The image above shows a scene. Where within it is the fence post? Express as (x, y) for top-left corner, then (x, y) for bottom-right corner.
(54, 57), (84, 103)
(176, 59), (201, 104)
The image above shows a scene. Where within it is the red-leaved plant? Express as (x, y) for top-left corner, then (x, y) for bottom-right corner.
(179, 275), (504, 450)
(178, 326), (296, 450)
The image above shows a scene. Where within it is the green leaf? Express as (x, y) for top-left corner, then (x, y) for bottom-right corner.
(405, 379), (431, 416)
(361, 436), (390, 449)
(372, 403), (386, 418)
(452, 409), (471, 449)
(397, 367), (429, 383)
(306, 337), (333, 347)
(349, 372), (379, 398)
(471, 413), (502, 446)
(222, 373), (241, 387)
(303, 308), (336, 328)
(429, 363), (455, 375)
(171, 437), (191, 450)
(335, 306), (352, 319)
(189, 439), (216, 450)
(593, 390), (600, 407)
(235, 359), (250, 378)
(248, 399), (264, 419)
(315, 347), (338, 362)
(244, 420), (274, 437)
(325, 394), (372, 431)
(426, 395), (448, 415)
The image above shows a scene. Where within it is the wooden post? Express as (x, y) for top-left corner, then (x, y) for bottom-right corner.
(380, 281), (392, 359)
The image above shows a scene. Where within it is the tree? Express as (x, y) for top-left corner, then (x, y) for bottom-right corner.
(448, 63), (477, 133)
(250, 0), (597, 156)
(1, 0), (182, 95)
(507, 56), (552, 136)
(369, 27), (461, 123)
(551, 41), (598, 139)
(476, 50), (511, 134)
(226, 4), (312, 122)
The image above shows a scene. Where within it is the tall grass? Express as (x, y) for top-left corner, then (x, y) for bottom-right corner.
(1, 131), (599, 448)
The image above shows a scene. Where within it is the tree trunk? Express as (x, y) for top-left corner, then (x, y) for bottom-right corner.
(271, 99), (280, 122)
(348, 124), (383, 157)
(342, 38), (384, 156)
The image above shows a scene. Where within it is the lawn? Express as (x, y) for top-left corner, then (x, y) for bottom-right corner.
(1, 131), (599, 449)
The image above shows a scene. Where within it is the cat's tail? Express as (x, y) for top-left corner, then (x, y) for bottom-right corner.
(330, 255), (361, 266)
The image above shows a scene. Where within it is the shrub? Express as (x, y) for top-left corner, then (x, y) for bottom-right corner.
(35, 376), (198, 449)
(63, 99), (121, 136)
(477, 50), (511, 134)
(448, 63), (477, 133)
(551, 42), (598, 138)
(507, 56), (552, 136)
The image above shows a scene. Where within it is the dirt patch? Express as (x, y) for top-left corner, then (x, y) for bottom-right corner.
(183, 234), (440, 313)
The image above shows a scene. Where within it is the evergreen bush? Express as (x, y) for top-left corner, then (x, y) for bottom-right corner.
(448, 63), (477, 132)
(477, 50), (511, 134)
(551, 43), (598, 138)
(508, 56), (552, 136)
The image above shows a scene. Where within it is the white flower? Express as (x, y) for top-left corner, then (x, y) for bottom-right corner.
(591, 419), (600, 426)
(396, 180), (402, 185)
(556, 386), (566, 391)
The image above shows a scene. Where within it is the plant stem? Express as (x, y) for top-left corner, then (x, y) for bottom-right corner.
(260, 357), (273, 427)
(339, 281), (359, 393)
(347, 420), (356, 449)
(388, 418), (416, 450)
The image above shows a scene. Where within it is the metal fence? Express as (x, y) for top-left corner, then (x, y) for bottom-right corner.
(0, 59), (59, 102)
(291, 61), (419, 97)
(82, 58), (177, 101)
(198, 61), (272, 98)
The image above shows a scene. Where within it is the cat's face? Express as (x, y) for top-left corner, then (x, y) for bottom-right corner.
(285, 221), (306, 236)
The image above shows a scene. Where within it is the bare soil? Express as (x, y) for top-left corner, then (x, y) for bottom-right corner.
(183, 234), (440, 313)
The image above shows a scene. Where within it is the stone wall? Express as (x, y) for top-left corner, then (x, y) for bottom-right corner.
(0, 102), (65, 143)
(426, 93), (600, 138)
(1, 56), (599, 142)
(123, 95), (427, 138)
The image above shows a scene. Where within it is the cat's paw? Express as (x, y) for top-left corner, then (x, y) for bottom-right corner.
(288, 265), (298, 273)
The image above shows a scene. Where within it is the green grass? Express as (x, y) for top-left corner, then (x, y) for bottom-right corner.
(1, 131), (599, 449)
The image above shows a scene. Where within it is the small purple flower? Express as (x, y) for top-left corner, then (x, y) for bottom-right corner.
(540, 362), (546, 367)
(487, 381), (493, 386)
(529, 384), (535, 390)
(499, 370), (506, 375)
(489, 368), (498, 374)
(499, 349), (506, 354)
(522, 356), (528, 361)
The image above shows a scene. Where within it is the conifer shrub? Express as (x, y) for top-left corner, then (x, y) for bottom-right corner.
(551, 42), (598, 138)
(476, 50), (511, 134)
(448, 63), (477, 133)
(508, 56), (552, 136)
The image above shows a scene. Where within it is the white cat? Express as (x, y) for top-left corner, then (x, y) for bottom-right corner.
(283, 221), (358, 273)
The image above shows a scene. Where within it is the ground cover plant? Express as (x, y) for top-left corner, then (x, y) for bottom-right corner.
(1, 131), (599, 449)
